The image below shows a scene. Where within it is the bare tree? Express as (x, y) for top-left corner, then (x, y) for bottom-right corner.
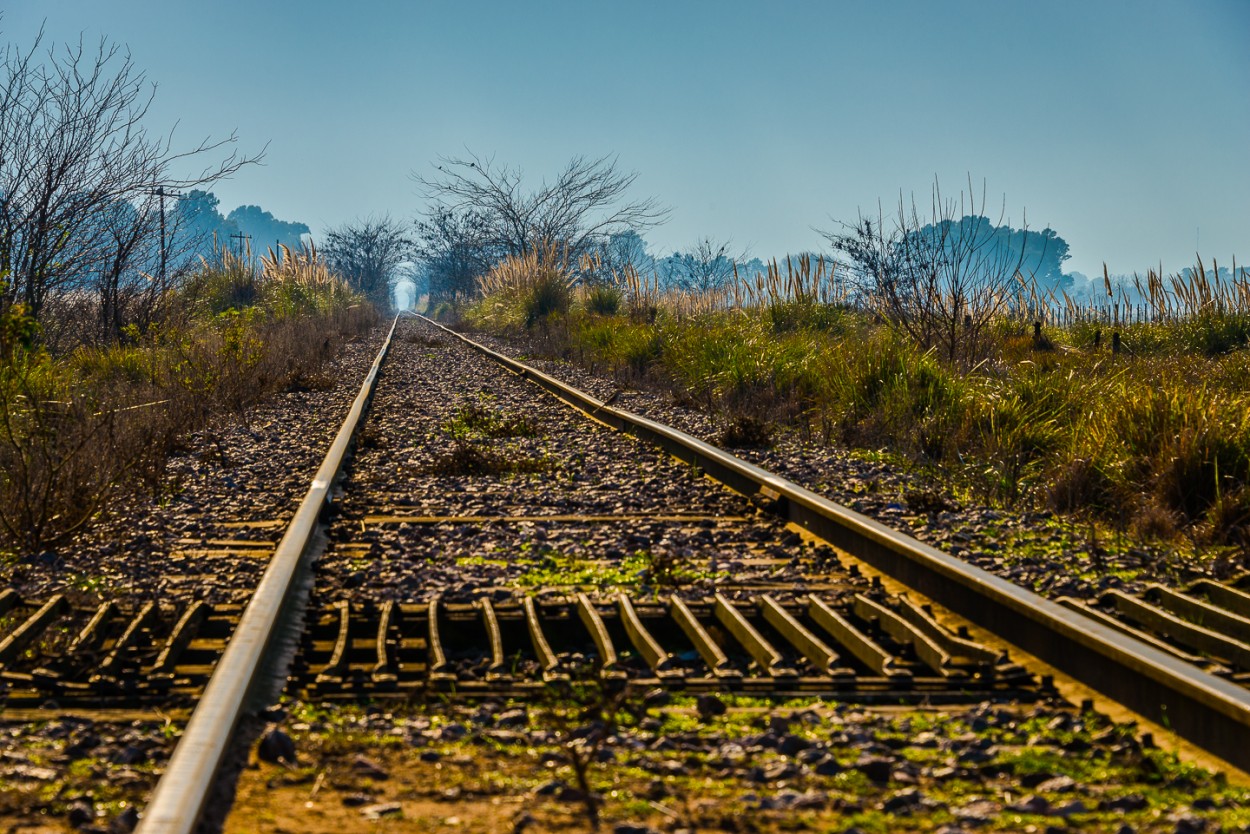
(414, 153), (668, 266)
(92, 194), (162, 342)
(415, 205), (499, 303)
(320, 215), (413, 310)
(663, 237), (746, 294)
(825, 178), (1033, 362)
(0, 28), (261, 328)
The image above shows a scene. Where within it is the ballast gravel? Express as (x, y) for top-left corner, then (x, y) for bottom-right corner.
(314, 319), (854, 605)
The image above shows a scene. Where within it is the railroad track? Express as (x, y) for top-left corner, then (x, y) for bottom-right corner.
(7, 577), (1250, 709)
(3, 314), (1250, 833)
(0, 589), (1036, 708)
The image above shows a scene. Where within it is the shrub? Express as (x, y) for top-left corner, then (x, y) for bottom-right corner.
(583, 284), (623, 316)
(523, 269), (572, 328)
(0, 253), (372, 556)
(469, 244), (575, 332)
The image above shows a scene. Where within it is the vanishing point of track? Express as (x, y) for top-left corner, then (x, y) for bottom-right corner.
(3, 314), (1250, 832)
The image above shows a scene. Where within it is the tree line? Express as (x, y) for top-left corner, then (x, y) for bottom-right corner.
(2, 24), (1078, 347)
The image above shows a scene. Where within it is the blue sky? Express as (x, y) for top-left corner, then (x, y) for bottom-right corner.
(5, 0), (1247, 277)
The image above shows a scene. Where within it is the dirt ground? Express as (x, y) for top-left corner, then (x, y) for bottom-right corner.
(221, 697), (1250, 834)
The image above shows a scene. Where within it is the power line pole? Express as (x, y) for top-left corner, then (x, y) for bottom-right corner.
(146, 185), (179, 287)
(158, 187), (168, 285)
(229, 231), (251, 264)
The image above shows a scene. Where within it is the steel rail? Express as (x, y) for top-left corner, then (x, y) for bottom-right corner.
(417, 314), (1250, 771)
(137, 316), (398, 834)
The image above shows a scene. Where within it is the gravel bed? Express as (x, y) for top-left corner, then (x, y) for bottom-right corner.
(0, 716), (174, 833)
(314, 318), (854, 605)
(464, 328), (1216, 603)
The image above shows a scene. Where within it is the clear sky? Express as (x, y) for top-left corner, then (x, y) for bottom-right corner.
(4, 0), (1247, 277)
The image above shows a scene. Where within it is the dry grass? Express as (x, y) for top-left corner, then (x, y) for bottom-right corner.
(0, 248), (375, 556)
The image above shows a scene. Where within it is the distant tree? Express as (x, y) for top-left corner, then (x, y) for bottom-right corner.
(321, 215), (414, 310)
(414, 153), (668, 264)
(170, 190), (238, 264)
(0, 29), (259, 326)
(415, 205), (499, 303)
(660, 237), (745, 293)
(227, 205), (310, 255)
(1020, 227), (1071, 289)
(1181, 262), (1248, 286)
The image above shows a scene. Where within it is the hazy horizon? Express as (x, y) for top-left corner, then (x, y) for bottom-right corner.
(5, 0), (1246, 278)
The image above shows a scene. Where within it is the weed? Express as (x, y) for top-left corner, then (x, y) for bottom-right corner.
(403, 331), (444, 347)
(284, 370), (336, 393)
(427, 436), (550, 477)
(718, 413), (774, 449)
(448, 401), (541, 439)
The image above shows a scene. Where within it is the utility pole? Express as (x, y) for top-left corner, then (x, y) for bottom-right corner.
(147, 185), (179, 287)
(158, 187), (167, 285)
(229, 231), (251, 264)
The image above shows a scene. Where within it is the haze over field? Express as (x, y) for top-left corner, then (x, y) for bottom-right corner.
(4, 0), (1246, 279)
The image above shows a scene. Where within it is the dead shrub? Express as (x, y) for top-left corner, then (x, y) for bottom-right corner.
(0, 369), (179, 552)
(717, 413), (774, 449)
(906, 488), (956, 515)
(1198, 487), (1250, 548)
(1130, 500), (1181, 542)
(1046, 457), (1121, 515)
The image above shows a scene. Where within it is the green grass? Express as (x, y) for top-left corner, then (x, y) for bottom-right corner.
(464, 282), (1250, 560)
(501, 546), (725, 589)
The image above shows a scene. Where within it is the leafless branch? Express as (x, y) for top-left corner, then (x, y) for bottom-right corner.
(0, 28), (263, 327)
(413, 152), (668, 263)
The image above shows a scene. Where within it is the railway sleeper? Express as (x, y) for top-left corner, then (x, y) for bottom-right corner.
(0, 591), (1033, 707)
(1100, 588), (1250, 672)
(283, 593), (1026, 697)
